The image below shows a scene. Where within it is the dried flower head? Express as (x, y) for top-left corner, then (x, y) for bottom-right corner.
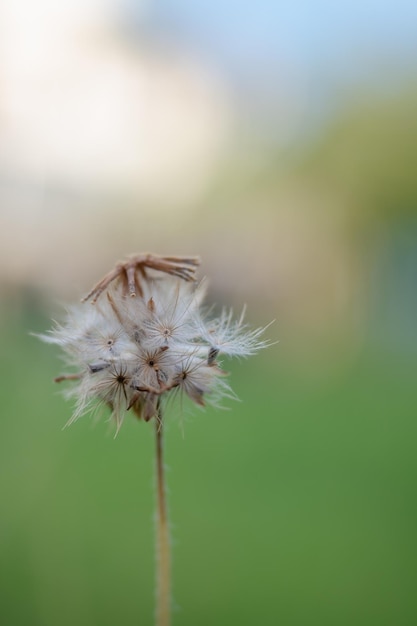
(40, 253), (269, 433)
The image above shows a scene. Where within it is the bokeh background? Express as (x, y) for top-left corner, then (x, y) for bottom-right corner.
(1, 1), (417, 625)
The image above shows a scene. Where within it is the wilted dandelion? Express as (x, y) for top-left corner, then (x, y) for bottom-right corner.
(40, 253), (270, 626)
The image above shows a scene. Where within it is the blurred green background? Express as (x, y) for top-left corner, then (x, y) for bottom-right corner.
(1, 1), (417, 625)
(2, 299), (417, 626)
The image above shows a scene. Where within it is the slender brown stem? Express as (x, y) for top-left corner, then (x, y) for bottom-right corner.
(155, 411), (171, 626)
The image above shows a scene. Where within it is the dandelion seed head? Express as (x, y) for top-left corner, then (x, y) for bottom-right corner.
(40, 253), (271, 432)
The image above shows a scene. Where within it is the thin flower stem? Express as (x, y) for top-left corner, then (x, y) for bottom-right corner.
(155, 411), (171, 626)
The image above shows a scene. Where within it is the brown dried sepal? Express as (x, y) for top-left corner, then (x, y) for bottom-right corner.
(54, 373), (82, 383)
(129, 392), (159, 422)
(82, 253), (201, 304)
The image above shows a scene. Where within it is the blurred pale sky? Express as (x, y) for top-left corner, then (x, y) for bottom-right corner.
(131, 0), (417, 129)
(1, 0), (416, 193)
(141, 0), (417, 70)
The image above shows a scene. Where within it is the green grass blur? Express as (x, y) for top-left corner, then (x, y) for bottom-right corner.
(1, 306), (416, 626)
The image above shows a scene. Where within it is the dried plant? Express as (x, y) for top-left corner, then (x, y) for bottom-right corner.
(40, 252), (270, 626)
